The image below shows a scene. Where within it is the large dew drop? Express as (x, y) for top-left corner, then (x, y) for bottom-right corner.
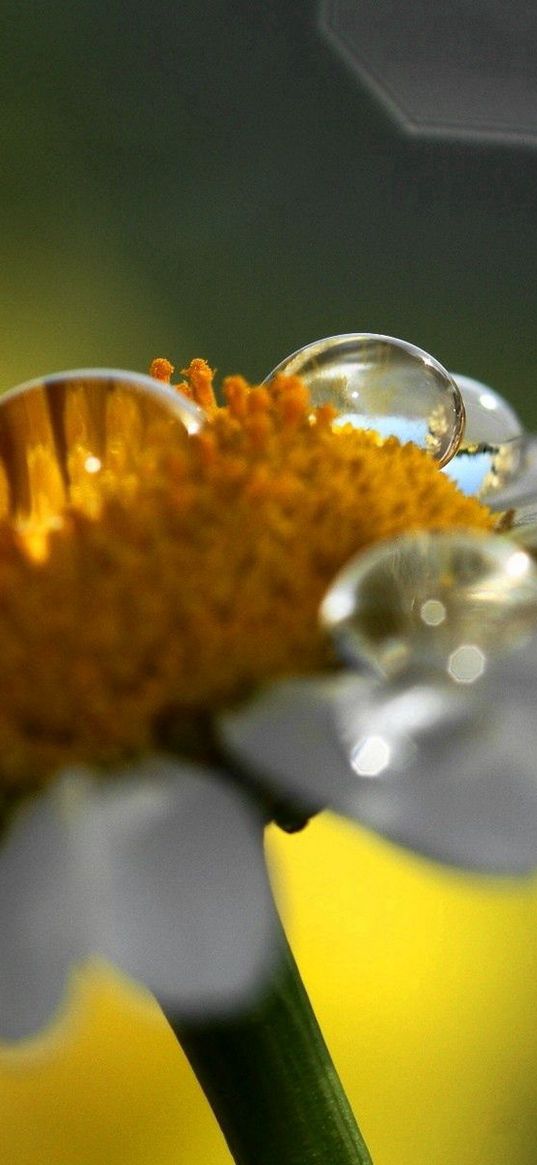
(321, 530), (537, 680)
(0, 368), (205, 555)
(264, 333), (465, 466)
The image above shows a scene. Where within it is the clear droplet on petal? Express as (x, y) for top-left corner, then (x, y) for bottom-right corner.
(452, 373), (523, 446)
(0, 369), (205, 555)
(481, 434), (537, 524)
(263, 333), (465, 465)
(321, 530), (537, 679)
(443, 373), (524, 497)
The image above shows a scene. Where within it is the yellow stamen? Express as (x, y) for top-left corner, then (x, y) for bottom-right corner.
(149, 356), (218, 414)
(0, 361), (495, 792)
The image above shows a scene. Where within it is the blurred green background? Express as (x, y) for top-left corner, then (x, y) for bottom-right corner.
(2, 1), (537, 414)
(1, 2), (537, 1163)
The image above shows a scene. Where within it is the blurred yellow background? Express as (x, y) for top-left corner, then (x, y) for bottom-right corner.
(2, 814), (536, 1164)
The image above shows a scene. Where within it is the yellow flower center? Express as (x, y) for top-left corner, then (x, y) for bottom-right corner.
(0, 359), (495, 793)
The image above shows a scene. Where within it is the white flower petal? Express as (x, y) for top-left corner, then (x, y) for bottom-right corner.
(0, 791), (86, 1040)
(220, 673), (537, 875)
(339, 674), (537, 875)
(71, 758), (276, 1017)
(220, 674), (374, 812)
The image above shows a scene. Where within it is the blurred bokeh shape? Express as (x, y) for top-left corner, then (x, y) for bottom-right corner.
(320, 0), (537, 144)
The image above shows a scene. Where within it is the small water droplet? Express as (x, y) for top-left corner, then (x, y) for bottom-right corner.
(0, 368), (205, 553)
(444, 373), (524, 497)
(264, 334), (465, 465)
(321, 530), (537, 679)
(480, 434), (537, 520)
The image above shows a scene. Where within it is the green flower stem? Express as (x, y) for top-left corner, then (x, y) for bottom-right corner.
(167, 930), (373, 1165)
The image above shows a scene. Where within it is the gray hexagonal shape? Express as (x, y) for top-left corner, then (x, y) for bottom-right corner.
(320, 0), (537, 144)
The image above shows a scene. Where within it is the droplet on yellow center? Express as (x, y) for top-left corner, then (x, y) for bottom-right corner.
(0, 369), (205, 558)
(264, 333), (466, 466)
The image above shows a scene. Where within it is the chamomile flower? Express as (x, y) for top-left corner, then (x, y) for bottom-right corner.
(0, 346), (519, 1040)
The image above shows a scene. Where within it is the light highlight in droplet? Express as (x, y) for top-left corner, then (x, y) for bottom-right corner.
(506, 550), (531, 578)
(84, 455), (102, 474)
(351, 734), (391, 777)
(448, 644), (486, 684)
(420, 598), (447, 626)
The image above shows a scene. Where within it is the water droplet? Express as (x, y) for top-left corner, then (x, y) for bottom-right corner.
(264, 334), (465, 466)
(444, 373), (524, 497)
(321, 530), (537, 679)
(452, 374), (523, 445)
(479, 434), (537, 522)
(0, 368), (205, 554)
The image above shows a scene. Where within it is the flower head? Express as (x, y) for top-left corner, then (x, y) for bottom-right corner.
(0, 359), (494, 794)
(0, 346), (517, 1041)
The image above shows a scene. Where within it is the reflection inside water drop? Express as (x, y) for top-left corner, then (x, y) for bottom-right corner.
(264, 333), (465, 466)
(444, 373), (524, 497)
(0, 369), (204, 556)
